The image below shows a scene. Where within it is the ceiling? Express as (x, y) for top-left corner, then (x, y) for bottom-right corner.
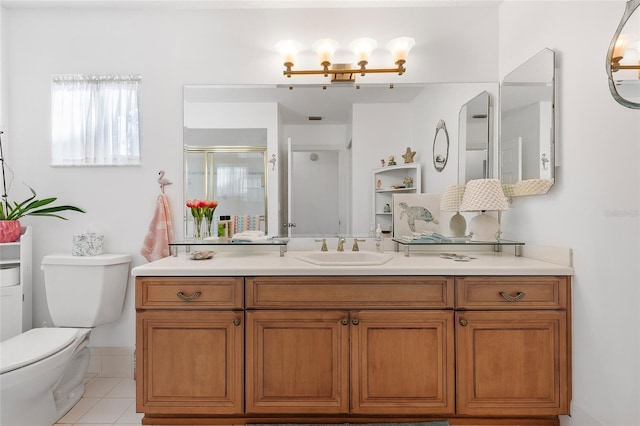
(0, 0), (503, 9)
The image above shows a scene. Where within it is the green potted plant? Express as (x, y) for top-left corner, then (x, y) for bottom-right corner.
(0, 132), (85, 243)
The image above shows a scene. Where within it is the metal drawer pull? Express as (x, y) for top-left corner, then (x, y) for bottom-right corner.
(177, 291), (201, 302)
(500, 291), (525, 302)
(233, 318), (241, 326)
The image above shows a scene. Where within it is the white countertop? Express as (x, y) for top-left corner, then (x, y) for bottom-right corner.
(132, 248), (573, 277)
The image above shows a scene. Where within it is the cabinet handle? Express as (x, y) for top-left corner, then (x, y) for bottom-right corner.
(341, 318), (349, 326)
(352, 318), (360, 326)
(176, 291), (201, 302)
(233, 318), (241, 326)
(459, 319), (468, 327)
(500, 291), (525, 302)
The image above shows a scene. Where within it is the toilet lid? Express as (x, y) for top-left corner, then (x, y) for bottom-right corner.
(0, 328), (88, 374)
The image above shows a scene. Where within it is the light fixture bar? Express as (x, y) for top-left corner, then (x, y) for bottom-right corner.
(283, 65), (405, 78)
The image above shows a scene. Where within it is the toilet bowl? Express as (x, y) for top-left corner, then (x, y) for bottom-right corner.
(0, 253), (131, 426)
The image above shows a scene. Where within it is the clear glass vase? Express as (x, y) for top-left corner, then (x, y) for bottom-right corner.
(193, 216), (203, 239)
(204, 216), (213, 238)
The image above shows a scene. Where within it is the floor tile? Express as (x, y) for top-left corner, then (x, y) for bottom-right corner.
(76, 397), (133, 424)
(116, 400), (143, 424)
(83, 377), (123, 398)
(57, 396), (100, 423)
(106, 378), (136, 398)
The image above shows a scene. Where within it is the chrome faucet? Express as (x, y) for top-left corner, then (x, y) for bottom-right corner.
(337, 237), (346, 252)
(315, 238), (328, 252)
(352, 238), (365, 251)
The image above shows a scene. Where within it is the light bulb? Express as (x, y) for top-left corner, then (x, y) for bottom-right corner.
(349, 37), (377, 65)
(274, 40), (303, 66)
(386, 36), (415, 64)
(312, 38), (339, 66)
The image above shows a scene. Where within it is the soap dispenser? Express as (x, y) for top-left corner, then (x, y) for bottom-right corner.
(375, 224), (384, 253)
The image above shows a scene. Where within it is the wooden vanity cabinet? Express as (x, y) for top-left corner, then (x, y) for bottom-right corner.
(135, 277), (244, 416)
(135, 274), (571, 424)
(455, 276), (571, 416)
(245, 276), (455, 415)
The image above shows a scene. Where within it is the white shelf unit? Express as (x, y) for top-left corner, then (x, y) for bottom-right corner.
(0, 226), (33, 340)
(372, 164), (422, 234)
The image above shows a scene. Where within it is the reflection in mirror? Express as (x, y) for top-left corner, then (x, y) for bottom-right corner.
(607, 0), (640, 108)
(458, 91), (490, 183)
(184, 84), (497, 238)
(184, 129), (267, 237)
(432, 120), (450, 172)
(500, 48), (555, 196)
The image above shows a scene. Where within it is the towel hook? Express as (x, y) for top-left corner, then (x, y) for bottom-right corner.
(157, 170), (172, 193)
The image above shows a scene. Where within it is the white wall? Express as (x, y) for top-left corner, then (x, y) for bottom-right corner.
(3, 5), (498, 348)
(499, 2), (640, 426)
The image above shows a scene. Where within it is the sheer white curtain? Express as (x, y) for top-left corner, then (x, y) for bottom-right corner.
(51, 75), (141, 166)
(216, 165), (249, 199)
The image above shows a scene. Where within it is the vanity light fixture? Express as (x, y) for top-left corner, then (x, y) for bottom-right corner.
(459, 179), (509, 242)
(275, 36), (415, 85)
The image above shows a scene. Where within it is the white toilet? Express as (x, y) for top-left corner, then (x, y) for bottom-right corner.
(0, 253), (131, 426)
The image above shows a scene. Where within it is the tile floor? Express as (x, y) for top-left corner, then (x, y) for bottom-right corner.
(55, 374), (142, 426)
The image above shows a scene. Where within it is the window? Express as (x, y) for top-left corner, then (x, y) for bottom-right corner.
(51, 75), (141, 166)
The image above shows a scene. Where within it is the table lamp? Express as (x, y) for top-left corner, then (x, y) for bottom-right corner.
(441, 184), (467, 237)
(459, 179), (509, 241)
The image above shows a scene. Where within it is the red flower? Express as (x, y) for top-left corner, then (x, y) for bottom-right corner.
(186, 199), (218, 221)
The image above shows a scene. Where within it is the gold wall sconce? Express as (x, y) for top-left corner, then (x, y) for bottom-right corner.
(274, 37), (415, 86)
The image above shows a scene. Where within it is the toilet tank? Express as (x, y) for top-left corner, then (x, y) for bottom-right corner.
(41, 254), (131, 327)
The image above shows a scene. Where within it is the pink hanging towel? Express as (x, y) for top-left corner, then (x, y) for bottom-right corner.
(140, 194), (174, 262)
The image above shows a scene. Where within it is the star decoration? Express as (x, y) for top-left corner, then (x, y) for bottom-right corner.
(402, 147), (416, 164)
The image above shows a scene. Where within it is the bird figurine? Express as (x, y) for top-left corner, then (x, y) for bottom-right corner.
(158, 170), (172, 193)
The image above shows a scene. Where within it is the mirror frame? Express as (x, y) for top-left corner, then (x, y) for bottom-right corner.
(432, 119), (450, 172)
(606, 0), (640, 109)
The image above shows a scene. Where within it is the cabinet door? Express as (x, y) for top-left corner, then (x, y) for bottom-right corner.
(246, 310), (350, 414)
(456, 311), (569, 416)
(351, 310), (455, 415)
(136, 310), (244, 415)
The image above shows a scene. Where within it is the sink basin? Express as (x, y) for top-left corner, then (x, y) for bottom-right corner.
(296, 251), (393, 266)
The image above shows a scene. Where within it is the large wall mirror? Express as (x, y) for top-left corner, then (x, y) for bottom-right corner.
(500, 48), (555, 196)
(184, 83), (497, 238)
(607, 0), (640, 109)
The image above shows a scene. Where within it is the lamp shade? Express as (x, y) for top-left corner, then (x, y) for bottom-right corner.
(312, 38), (340, 65)
(349, 37), (377, 64)
(460, 179), (509, 212)
(386, 36), (415, 64)
(441, 184), (466, 212)
(275, 40), (303, 66)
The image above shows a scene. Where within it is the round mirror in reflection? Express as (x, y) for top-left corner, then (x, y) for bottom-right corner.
(607, 0), (640, 109)
(432, 119), (450, 172)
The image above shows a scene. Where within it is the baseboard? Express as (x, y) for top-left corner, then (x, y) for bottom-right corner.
(88, 346), (135, 378)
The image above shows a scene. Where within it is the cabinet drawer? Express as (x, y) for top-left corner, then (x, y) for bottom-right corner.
(247, 276), (453, 309)
(136, 277), (243, 309)
(456, 276), (568, 310)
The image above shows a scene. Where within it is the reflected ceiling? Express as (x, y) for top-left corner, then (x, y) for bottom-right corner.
(184, 85), (425, 125)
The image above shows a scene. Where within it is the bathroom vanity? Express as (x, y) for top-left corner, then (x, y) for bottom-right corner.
(133, 249), (572, 425)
